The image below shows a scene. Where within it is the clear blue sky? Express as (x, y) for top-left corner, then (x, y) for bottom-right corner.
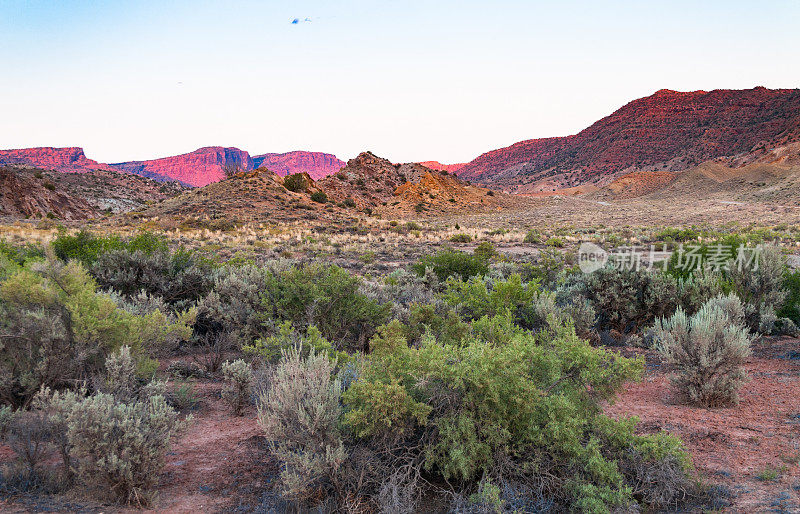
(1, 0), (798, 164)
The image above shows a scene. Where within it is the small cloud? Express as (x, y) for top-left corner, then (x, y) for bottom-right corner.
(291, 17), (311, 25)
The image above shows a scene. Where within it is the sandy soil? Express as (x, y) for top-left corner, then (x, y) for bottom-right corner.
(607, 337), (800, 512)
(151, 381), (267, 513)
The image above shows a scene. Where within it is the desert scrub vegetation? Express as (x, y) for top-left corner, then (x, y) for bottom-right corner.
(0, 238), (193, 505)
(0, 232), (749, 511)
(310, 190), (328, 203)
(51, 229), (167, 268)
(0, 347), (188, 506)
(653, 294), (752, 406)
(256, 347), (346, 503)
(412, 248), (489, 281)
(0, 252), (193, 407)
(449, 232), (472, 243)
(253, 318), (698, 512)
(283, 173), (309, 193)
(558, 264), (681, 343)
(221, 359), (253, 416)
(92, 246), (214, 311)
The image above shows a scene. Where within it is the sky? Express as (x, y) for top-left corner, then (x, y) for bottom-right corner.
(1, 0), (799, 164)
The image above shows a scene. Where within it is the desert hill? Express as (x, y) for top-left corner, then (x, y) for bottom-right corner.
(588, 142), (800, 206)
(132, 152), (511, 224)
(319, 152), (511, 216)
(458, 87), (800, 192)
(0, 165), (188, 218)
(0, 167), (98, 220)
(132, 168), (341, 225)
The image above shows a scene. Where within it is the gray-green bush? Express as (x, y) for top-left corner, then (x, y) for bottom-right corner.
(221, 359), (253, 416)
(256, 348), (346, 503)
(653, 294), (751, 406)
(728, 245), (790, 332)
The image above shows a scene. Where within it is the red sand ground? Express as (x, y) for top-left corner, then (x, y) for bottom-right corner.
(608, 336), (800, 512)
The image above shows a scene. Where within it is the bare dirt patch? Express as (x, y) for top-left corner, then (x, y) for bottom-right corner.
(606, 337), (800, 512)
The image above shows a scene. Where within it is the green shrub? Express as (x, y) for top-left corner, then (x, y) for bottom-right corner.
(412, 250), (489, 282)
(676, 266), (725, 314)
(449, 233), (472, 243)
(523, 229), (541, 244)
(653, 294), (751, 407)
(665, 234), (746, 281)
(728, 245), (789, 331)
(545, 236), (565, 248)
(655, 227), (700, 242)
(473, 241), (497, 261)
(343, 319), (692, 511)
(403, 302), (468, 346)
(0, 256), (192, 407)
(30, 387), (85, 483)
(0, 240), (44, 266)
(245, 322), (350, 369)
(195, 265), (270, 344)
(257, 347), (346, 503)
(92, 247), (213, 310)
(260, 264), (390, 352)
(342, 197), (357, 208)
(521, 247), (571, 289)
(778, 269), (800, 324)
(564, 266), (680, 339)
(283, 173), (308, 193)
(221, 359), (253, 416)
(442, 274), (541, 329)
(52, 231), (167, 268)
(310, 191), (328, 203)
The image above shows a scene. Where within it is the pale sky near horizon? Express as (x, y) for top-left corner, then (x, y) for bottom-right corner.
(1, 0), (798, 164)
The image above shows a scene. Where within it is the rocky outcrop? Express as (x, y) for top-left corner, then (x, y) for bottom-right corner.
(319, 151), (508, 216)
(319, 152), (431, 210)
(252, 151), (344, 179)
(0, 167), (98, 219)
(0, 147), (114, 173)
(111, 147), (255, 187)
(458, 87), (800, 191)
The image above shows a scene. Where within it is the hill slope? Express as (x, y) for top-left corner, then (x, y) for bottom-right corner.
(588, 142), (800, 206)
(319, 152), (511, 216)
(458, 87), (800, 192)
(0, 167), (98, 220)
(134, 169), (342, 224)
(136, 152), (511, 224)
